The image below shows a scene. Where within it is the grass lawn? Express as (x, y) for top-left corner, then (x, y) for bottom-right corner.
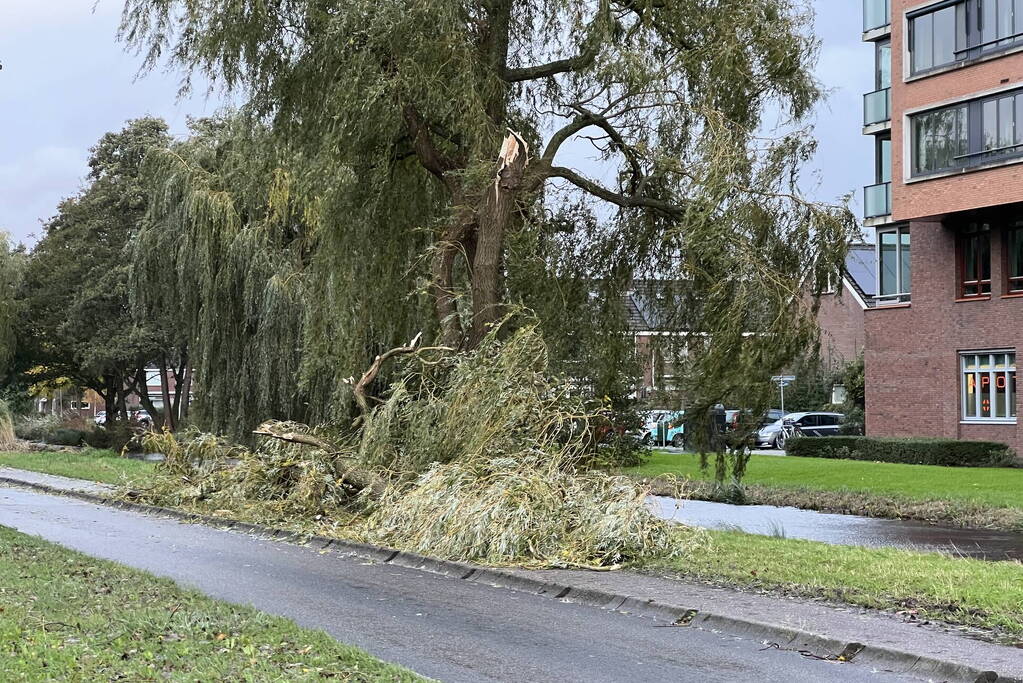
(0, 525), (423, 681)
(0, 449), (154, 485)
(670, 530), (1023, 638)
(628, 451), (1023, 509)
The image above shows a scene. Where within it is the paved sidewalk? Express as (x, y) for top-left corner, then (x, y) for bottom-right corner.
(1, 466), (1020, 680)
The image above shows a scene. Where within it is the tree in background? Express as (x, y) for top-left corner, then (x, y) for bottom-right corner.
(15, 118), (185, 427)
(0, 232), (24, 383)
(121, 0), (857, 449)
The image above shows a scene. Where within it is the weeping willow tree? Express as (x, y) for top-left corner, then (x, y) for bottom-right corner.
(0, 232), (22, 380)
(122, 0), (857, 453)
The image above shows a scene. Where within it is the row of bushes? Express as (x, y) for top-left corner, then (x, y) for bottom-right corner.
(787, 436), (1018, 468)
(13, 414), (136, 451)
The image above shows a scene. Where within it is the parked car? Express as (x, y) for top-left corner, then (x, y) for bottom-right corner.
(131, 410), (154, 427)
(638, 410), (685, 447)
(759, 411), (844, 450)
(93, 411), (107, 426)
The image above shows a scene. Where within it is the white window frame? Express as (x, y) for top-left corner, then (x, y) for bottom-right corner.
(960, 350), (1017, 423)
(876, 225), (911, 303)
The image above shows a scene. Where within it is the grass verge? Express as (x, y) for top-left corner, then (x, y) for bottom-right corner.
(663, 530), (1023, 641)
(0, 449), (154, 485)
(627, 451), (1023, 530)
(0, 524), (423, 681)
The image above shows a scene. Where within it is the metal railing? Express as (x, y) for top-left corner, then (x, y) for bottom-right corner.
(863, 87), (891, 126)
(863, 0), (890, 32)
(864, 181), (892, 218)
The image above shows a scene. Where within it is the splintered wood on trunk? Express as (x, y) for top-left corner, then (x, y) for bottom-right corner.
(469, 130), (528, 347)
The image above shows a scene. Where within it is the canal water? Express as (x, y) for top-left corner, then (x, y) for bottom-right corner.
(650, 496), (1023, 562)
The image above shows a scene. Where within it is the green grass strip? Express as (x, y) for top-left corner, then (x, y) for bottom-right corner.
(628, 451), (1023, 509)
(0, 525), (424, 681)
(668, 531), (1023, 637)
(0, 449), (154, 485)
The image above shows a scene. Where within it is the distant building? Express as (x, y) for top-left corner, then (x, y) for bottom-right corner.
(860, 0), (1020, 455)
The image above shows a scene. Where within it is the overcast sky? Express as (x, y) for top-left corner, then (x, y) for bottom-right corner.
(0, 1), (873, 246)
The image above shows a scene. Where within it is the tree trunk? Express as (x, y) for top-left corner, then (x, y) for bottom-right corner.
(102, 374), (117, 424)
(468, 131), (528, 347)
(178, 364), (192, 421)
(131, 366), (161, 428)
(159, 356), (175, 431)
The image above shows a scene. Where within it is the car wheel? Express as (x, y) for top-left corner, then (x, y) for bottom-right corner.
(671, 434), (685, 448)
(776, 434), (786, 451)
(641, 433), (651, 446)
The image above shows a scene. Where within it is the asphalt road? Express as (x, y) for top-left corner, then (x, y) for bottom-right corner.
(0, 486), (927, 683)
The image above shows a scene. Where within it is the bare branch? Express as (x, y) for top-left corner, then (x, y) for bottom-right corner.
(548, 166), (685, 217)
(503, 46), (599, 82)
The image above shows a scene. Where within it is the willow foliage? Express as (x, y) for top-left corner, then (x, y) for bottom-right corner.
(0, 233), (21, 379)
(123, 0), (858, 447)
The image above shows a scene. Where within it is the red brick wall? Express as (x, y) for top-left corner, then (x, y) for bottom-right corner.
(817, 284), (866, 367)
(892, 0), (1023, 220)
(864, 219), (1023, 454)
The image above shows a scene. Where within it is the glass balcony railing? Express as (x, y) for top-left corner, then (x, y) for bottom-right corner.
(863, 0), (890, 32)
(863, 88), (891, 126)
(864, 182), (892, 218)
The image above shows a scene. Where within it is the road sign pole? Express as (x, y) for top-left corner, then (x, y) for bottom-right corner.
(780, 382), (785, 414)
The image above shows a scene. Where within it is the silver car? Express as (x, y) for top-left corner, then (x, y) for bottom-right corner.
(757, 411), (844, 450)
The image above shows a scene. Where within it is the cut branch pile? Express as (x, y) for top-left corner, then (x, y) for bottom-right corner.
(130, 324), (700, 567)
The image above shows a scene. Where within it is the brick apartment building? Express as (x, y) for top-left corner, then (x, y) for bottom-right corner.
(861, 0), (1022, 454)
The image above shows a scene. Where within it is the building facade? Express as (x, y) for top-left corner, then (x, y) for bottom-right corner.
(862, 0), (1022, 454)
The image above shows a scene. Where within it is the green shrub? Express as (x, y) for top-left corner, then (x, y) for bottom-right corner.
(0, 400), (15, 450)
(46, 428), (85, 447)
(83, 424), (136, 452)
(13, 414), (62, 441)
(787, 436), (1017, 467)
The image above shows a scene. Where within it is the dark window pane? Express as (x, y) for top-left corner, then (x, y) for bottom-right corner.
(1016, 95), (1023, 145)
(914, 13), (934, 71)
(880, 231), (898, 295)
(879, 138), (892, 182)
(999, 0), (1014, 42)
(913, 106), (967, 174)
(984, 0), (998, 46)
(1009, 228), (1023, 282)
(980, 233), (991, 280)
(878, 42), (892, 88)
(900, 229), (911, 290)
(964, 236), (977, 281)
(1000, 96), (1015, 148)
(984, 99), (998, 150)
(934, 7), (957, 63)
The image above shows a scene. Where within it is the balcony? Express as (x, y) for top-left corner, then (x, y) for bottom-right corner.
(863, 0), (890, 32)
(864, 182), (891, 219)
(863, 88), (890, 127)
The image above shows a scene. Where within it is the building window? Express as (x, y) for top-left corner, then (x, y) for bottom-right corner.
(876, 39), (891, 90)
(962, 351), (1016, 421)
(80, 401), (90, 410)
(910, 1), (1023, 74)
(958, 226), (992, 297)
(877, 226), (911, 301)
(910, 3), (962, 73)
(1008, 226), (1023, 292)
(911, 105), (968, 175)
(910, 87), (1023, 177)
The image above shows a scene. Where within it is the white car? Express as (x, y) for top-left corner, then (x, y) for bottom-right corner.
(93, 411), (107, 425)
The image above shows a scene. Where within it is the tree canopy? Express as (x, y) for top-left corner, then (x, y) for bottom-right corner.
(120, 0), (857, 440)
(16, 117), (181, 423)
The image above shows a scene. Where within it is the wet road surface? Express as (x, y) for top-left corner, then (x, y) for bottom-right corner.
(653, 496), (1023, 561)
(0, 486), (929, 683)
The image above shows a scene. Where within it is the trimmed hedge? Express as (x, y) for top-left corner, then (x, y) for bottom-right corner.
(786, 436), (1017, 468)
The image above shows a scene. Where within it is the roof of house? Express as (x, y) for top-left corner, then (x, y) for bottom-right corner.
(843, 243), (876, 305)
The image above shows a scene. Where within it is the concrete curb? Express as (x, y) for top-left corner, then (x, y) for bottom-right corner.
(0, 472), (1017, 683)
